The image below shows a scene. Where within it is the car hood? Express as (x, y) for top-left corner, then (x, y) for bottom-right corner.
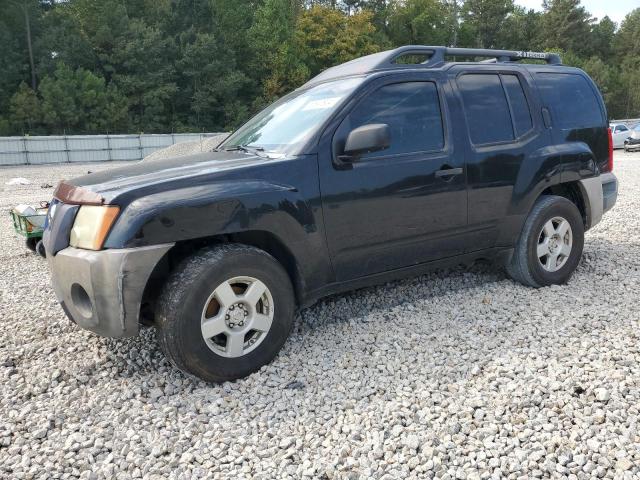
(60, 150), (278, 204)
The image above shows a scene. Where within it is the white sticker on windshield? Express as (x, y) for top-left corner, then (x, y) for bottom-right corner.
(302, 97), (341, 111)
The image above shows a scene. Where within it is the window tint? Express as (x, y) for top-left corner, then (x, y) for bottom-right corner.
(617, 125), (629, 132)
(343, 82), (444, 157)
(536, 73), (603, 128)
(458, 74), (514, 145)
(502, 74), (532, 137)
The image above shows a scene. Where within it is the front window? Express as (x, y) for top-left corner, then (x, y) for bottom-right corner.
(335, 81), (445, 158)
(220, 77), (364, 157)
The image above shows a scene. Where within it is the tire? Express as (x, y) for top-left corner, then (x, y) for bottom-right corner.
(155, 244), (295, 382)
(506, 195), (584, 288)
(25, 237), (38, 252)
(36, 240), (46, 258)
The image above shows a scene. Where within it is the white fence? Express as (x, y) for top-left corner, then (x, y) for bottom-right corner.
(0, 133), (225, 166)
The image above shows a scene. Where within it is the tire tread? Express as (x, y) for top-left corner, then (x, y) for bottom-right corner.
(155, 243), (293, 382)
(506, 195), (583, 288)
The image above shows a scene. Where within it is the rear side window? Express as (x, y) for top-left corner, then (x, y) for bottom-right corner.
(502, 75), (532, 137)
(342, 81), (444, 157)
(458, 74), (513, 145)
(536, 73), (603, 128)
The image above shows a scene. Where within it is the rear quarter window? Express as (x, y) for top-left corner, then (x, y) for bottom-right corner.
(536, 73), (604, 129)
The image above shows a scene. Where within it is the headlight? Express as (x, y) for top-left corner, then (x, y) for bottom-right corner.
(69, 205), (120, 250)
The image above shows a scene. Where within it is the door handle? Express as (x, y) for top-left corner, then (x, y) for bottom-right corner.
(435, 167), (463, 178)
(542, 107), (552, 128)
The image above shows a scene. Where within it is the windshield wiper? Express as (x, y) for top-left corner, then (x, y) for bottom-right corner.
(224, 144), (264, 153)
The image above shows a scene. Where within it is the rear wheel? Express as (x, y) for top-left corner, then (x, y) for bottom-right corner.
(506, 195), (584, 287)
(155, 244), (295, 382)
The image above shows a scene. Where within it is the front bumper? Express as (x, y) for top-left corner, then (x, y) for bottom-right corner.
(625, 137), (640, 149)
(48, 244), (173, 337)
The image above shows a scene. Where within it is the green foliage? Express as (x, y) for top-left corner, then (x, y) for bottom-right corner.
(0, 0), (639, 136)
(460, 0), (515, 49)
(295, 6), (384, 76)
(37, 63), (128, 133)
(614, 8), (640, 55)
(541, 0), (593, 57)
(249, 0), (304, 104)
(387, 0), (450, 47)
(9, 82), (41, 135)
(499, 6), (543, 51)
(177, 33), (250, 130)
(612, 10), (640, 118)
(589, 17), (616, 59)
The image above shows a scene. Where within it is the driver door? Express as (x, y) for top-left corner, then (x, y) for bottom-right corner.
(319, 75), (468, 282)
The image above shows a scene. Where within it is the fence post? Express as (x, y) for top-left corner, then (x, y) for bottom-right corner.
(138, 134), (143, 160)
(22, 136), (30, 165)
(64, 132), (71, 163)
(106, 134), (112, 161)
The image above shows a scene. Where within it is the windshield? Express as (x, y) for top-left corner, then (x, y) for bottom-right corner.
(220, 77), (364, 156)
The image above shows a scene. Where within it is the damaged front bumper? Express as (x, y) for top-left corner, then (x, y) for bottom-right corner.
(625, 137), (640, 150)
(47, 244), (173, 337)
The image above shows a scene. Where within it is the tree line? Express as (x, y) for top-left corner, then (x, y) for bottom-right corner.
(1, 0), (639, 137)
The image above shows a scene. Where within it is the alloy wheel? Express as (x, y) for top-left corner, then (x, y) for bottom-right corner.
(536, 216), (573, 272)
(200, 276), (274, 358)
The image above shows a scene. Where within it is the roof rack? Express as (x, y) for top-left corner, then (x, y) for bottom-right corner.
(303, 46), (562, 88)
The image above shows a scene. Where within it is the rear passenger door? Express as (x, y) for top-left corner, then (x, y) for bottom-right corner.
(453, 69), (547, 251)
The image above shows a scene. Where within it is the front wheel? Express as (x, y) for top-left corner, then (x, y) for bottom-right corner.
(155, 244), (295, 382)
(36, 240), (46, 258)
(25, 237), (38, 252)
(506, 195), (584, 288)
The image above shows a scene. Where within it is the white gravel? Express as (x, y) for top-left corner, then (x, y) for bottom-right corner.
(1, 151), (640, 479)
(141, 134), (228, 163)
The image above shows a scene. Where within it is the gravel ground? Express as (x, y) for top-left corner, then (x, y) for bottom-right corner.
(141, 134), (228, 162)
(1, 151), (640, 480)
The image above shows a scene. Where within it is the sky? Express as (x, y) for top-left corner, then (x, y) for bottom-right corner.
(515, 0), (639, 24)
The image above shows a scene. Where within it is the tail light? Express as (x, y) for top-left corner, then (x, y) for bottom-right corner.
(607, 127), (614, 172)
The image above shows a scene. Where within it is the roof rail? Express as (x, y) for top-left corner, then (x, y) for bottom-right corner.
(445, 47), (562, 65)
(302, 46), (562, 88)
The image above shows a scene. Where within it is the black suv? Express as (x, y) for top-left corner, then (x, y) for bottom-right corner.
(44, 46), (618, 382)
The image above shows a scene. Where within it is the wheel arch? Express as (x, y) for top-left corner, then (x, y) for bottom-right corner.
(539, 181), (588, 228)
(226, 230), (305, 304)
(139, 231), (305, 325)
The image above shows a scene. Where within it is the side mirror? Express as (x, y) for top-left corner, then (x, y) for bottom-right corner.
(342, 123), (391, 159)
